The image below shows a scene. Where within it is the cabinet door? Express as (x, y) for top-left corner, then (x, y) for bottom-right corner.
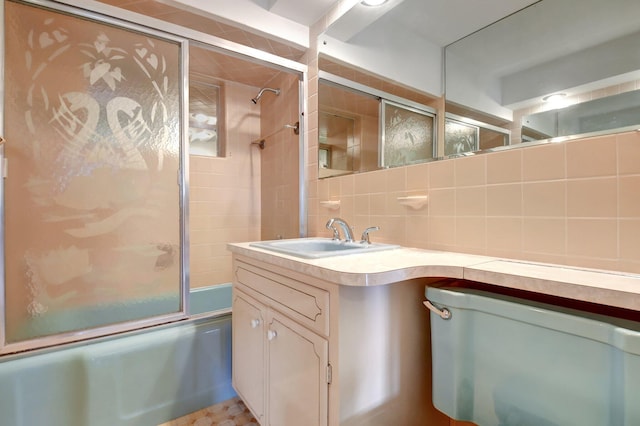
(232, 290), (266, 423)
(267, 311), (329, 426)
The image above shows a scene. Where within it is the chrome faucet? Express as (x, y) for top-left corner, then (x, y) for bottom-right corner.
(360, 226), (380, 244)
(325, 218), (355, 243)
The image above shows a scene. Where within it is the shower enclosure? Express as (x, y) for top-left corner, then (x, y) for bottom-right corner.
(1, 0), (307, 356)
(1, 0), (189, 354)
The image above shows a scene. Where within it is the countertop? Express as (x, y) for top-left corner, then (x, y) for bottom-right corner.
(227, 242), (640, 311)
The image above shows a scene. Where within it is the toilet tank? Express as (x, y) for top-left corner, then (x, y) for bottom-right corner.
(426, 287), (640, 426)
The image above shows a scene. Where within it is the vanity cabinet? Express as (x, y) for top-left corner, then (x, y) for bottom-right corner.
(232, 259), (329, 426)
(232, 291), (266, 422)
(229, 241), (640, 426)
(231, 254), (449, 426)
(265, 308), (328, 425)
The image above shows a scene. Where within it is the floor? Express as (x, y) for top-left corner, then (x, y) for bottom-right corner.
(159, 397), (258, 426)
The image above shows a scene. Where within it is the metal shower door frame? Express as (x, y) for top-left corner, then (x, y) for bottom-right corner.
(0, 0), (192, 355)
(0, 0), (308, 355)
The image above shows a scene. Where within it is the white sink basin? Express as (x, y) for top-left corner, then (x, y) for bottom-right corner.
(250, 238), (400, 259)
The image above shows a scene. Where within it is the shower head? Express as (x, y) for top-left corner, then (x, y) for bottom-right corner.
(251, 87), (280, 104)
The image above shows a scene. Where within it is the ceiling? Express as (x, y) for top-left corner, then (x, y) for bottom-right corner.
(159, 0), (541, 49)
(321, 0), (540, 47)
(250, 0), (338, 26)
(245, 0), (542, 46)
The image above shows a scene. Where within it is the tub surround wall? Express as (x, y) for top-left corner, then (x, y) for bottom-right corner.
(189, 82), (261, 288)
(259, 72), (301, 240)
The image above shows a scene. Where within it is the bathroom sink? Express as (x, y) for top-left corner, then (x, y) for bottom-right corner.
(249, 238), (400, 259)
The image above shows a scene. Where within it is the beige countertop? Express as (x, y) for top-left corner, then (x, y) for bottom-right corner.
(228, 241), (640, 311)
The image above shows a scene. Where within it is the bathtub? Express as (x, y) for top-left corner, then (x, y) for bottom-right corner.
(0, 284), (235, 426)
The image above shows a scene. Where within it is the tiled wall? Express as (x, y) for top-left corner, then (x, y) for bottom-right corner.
(311, 131), (640, 274)
(258, 72), (301, 240)
(189, 81), (261, 287)
(189, 69), (300, 286)
(306, 0), (640, 275)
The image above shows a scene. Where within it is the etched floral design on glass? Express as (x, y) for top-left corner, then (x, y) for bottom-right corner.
(4, 1), (183, 343)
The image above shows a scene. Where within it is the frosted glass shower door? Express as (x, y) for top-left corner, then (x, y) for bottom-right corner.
(2, 0), (187, 351)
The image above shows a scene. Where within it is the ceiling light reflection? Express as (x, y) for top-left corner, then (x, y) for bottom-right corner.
(362, 0), (388, 6)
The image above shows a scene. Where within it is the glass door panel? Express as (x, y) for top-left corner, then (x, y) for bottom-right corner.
(3, 0), (186, 347)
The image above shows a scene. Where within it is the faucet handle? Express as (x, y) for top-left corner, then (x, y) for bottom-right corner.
(360, 226), (380, 244)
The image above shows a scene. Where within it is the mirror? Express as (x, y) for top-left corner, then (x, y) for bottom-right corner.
(319, 0), (640, 162)
(520, 89), (640, 141)
(319, 0), (536, 98)
(446, 0), (640, 147)
(317, 56), (439, 178)
(381, 99), (436, 167)
(318, 78), (380, 178)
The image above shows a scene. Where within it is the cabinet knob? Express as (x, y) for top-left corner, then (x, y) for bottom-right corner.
(250, 319), (261, 328)
(267, 329), (277, 341)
